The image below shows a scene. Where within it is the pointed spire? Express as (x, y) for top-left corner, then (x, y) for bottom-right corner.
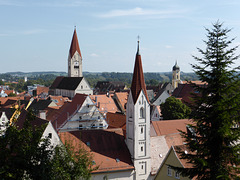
(136, 35), (140, 55)
(69, 27), (82, 58)
(173, 60), (180, 71)
(130, 40), (149, 104)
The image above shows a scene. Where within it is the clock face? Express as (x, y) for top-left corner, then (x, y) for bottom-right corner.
(74, 61), (79, 68)
(74, 61), (79, 66)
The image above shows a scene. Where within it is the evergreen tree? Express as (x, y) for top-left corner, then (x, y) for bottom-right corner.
(160, 96), (191, 120)
(176, 21), (240, 179)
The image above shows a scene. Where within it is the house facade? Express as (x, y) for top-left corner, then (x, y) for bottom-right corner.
(52, 93), (108, 132)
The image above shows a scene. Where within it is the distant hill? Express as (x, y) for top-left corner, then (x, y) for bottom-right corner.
(0, 71), (199, 87)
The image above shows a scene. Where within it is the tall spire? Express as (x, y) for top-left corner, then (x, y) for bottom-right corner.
(130, 40), (149, 104)
(69, 28), (82, 58)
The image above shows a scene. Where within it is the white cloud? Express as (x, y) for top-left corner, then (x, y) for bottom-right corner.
(91, 23), (139, 31)
(98, 7), (186, 18)
(22, 29), (47, 35)
(0, 0), (23, 6)
(165, 45), (173, 49)
(90, 53), (99, 57)
(0, 33), (11, 37)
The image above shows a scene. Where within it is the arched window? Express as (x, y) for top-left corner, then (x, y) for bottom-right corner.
(140, 107), (144, 118)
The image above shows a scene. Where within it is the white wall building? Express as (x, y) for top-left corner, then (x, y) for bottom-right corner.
(126, 41), (151, 180)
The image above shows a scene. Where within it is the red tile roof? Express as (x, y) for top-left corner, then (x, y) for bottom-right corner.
(90, 94), (118, 114)
(59, 129), (134, 173)
(48, 95), (68, 107)
(173, 145), (193, 168)
(51, 93), (88, 131)
(114, 92), (128, 112)
(130, 41), (149, 104)
(15, 109), (48, 130)
(69, 28), (82, 58)
(152, 119), (193, 136)
(106, 112), (126, 129)
(5, 90), (15, 95)
(36, 86), (49, 96)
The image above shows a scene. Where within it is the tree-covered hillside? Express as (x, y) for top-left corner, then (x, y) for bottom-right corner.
(0, 71), (199, 90)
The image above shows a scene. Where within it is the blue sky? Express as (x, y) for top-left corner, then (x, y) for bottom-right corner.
(1, 0), (240, 73)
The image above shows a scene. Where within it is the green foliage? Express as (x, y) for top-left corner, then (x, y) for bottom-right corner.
(0, 71), (199, 90)
(160, 96), (191, 120)
(51, 142), (94, 180)
(176, 21), (240, 179)
(0, 111), (94, 180)
(0, 112), (51, 179)
(8, 92), (16, 97)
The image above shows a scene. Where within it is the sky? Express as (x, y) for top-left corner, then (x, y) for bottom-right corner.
(0, 0), (240, 73)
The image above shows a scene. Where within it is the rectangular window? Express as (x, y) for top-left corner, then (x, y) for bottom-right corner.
(175, 171), (180, 179)
(48, 133), (52, 139)
(167, 166), (172, 176)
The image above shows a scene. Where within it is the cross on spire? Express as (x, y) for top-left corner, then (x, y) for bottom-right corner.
(137, 35), (140, 55)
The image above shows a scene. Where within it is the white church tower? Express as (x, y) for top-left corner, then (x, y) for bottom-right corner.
(68, 28), (83, 77)
(126, 40), (151, 180)
(172, 61), (181, 89)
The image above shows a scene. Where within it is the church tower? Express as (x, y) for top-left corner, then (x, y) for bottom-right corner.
(68, 28), (83, 77)
(172, 61), (181, 89)
(126, 40), (151, 180)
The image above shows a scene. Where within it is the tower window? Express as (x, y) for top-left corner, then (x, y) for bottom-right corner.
(140, 107), (144, 118)
(141, 127), (143, 134)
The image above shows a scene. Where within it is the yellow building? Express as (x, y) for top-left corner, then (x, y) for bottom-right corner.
(154, 145), (192, 180)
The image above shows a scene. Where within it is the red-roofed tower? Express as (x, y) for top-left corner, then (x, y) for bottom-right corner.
(126, 40), (151, 180)
(68, 28), (83, 77)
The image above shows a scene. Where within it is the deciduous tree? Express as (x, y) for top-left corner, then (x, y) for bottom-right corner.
(160, 96), (191, 120)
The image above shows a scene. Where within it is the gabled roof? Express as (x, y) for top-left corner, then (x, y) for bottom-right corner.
(48, 95), (69, 107)
(15, 109), (48, 130)
(113, 92), (128, 112)
(51, 93), (88, 131)
(90, 94), (119, 114)
(59, 128), (134, 173)
(49, 76), (65, 89)
(0, 108), (15, 120)
(51, 77), (83, 90)
(29, 99), (54, 111)
(35, 86), (49, 96)
(173, 145), (193, 169)
(69, 28), (82, 58)
(130, 41), (149, 104)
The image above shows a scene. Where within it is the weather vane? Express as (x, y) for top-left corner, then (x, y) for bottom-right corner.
(137, 35), (140, 42)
